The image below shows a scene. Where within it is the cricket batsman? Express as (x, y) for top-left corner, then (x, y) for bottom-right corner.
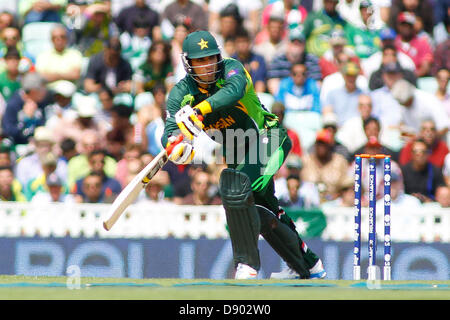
(161, 30), (326, 279)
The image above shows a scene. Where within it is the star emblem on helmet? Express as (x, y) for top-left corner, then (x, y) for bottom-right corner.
(197, 38), (208, 50)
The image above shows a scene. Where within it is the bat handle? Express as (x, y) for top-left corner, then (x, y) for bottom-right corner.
(165, 115), (204, 156)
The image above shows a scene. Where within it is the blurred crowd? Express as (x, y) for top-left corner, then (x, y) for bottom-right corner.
(0, 0), (448, 210)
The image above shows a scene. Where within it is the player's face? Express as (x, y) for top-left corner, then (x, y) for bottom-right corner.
(191, 55), (218, 84)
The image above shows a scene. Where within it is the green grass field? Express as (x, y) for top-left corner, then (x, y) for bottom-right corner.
(0, 275), (449, 300)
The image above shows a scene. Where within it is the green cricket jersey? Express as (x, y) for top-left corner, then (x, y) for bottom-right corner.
(162, 58), (278, 148)
(345, 23), (382, 59)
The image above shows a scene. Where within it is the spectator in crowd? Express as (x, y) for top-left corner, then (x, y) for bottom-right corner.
(109, 101), (147, 151)
(83, 37), (133, 94)
(35, 24), (83, 85)
(181, 168), (221, 205)
(209, 0), (263, 37)
(361, 27), (416, 77)
(72, 149), (122, 200)
(0, 26), (23, 59)
(0, 47), (21, 102)
(278, 174), (321, 209)
(118, 14), (152, 72)
(388, 0), (435, 36)
(14, 126), (67, 188)
(253, 13), (287, 67)
(31, 171), (75, 203)
(344, 0), (383, 60)
(271, 101), (303, 157)
(114, 0), (161, 40)
(161, 0), (208, 36)
(55, 94), (107, 147)
(267, 28), (321, 95)
(391, 79), (449, 137)
(322, 61), (366, 127)
(433, 185), (450, 208)
(368, 44), (417, 90)
(434, 68), (450, 117)
(301, 128), (350, 203)
(133, 40), (174, 94)
(231, 28), (267, 93)
(24, 151), (63, 200)
(1, 72), (49, 146)
(0, 143), (13, 166)
(319, 28), (359, 79)
(115, 143), (142, 188)
(211, 4), (243, 57)
(75, 2), (119, 57)
(321, 175), (355, 208)
(59, 137), (77, 164)
(139, 84), (166, 157)
(444, 153), (450, 186)
(431, 17), (450, 75)
(370, 62), (405, 132)
(67, 129), (117, 189)
(401, 138), (447, 203)
(75, 171), (116, 203)
(303, 0), (347, 58)
(320, 52), (368, 103)
(105, 128), (126, 162)
(394, 11), (433, 77)
(44, 80), (77, 135)
(398, 118), (449, 168)
(275, 61), (321, 114)
(19, 0), (65, 24)
(163, 160), (193, 204)
(318, 112), (352, 162)
(140, 169), (171, 204)
(375, 168), (422, 208)
(170, 21), (191, 76)
(0, 165), (26, 201)
(94, 86), (114, 132)
(352, 116), (400, 162)
(0, 11), (17, 33)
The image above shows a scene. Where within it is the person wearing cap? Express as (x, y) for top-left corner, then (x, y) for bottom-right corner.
(391, 79), (449, 138)
(394, 11), (433, 77)
(0, 47), (21, 102)
(302, 0), (347, 58)
(319, 28), (360, 79)
(266, 27), (321, 96)
(322, 61), (367, 127)
(231, 28), (267, 93)
(14, 125), (68, 188)
(344, 0), (384, 60)
(317, 112), (352, 162)
(31, 171), (75, 203)
(1, 72), (50, 146)
(361, 26), (416, 77)
(368, 44), (417, 90)
(163, 30), (326, 280)
(300, 128), (350, 203)
(84, 37), (133, 94)
(337, 0), (386, 30)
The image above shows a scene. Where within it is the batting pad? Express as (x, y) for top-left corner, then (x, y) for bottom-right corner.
(219, 168), (261, 271)
(257, 205), (310, 279)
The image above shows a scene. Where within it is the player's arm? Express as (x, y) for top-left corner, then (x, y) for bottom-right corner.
(194, 59), (248, 116)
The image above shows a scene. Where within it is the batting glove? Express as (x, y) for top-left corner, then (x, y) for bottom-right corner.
(175, 105), (204, 140)
(167, 136), (195, 165)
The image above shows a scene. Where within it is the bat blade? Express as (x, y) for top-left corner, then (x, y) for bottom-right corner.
(102, 151), (169, 231)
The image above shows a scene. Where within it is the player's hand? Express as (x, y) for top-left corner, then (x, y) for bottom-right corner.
(167, 136), (195, 165)
(175, 105), (204, 140)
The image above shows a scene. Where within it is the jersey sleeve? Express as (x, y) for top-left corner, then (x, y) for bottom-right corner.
(195, 59), (249, 115)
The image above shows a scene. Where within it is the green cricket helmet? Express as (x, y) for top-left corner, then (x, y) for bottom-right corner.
(181, 30), (223, 85)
